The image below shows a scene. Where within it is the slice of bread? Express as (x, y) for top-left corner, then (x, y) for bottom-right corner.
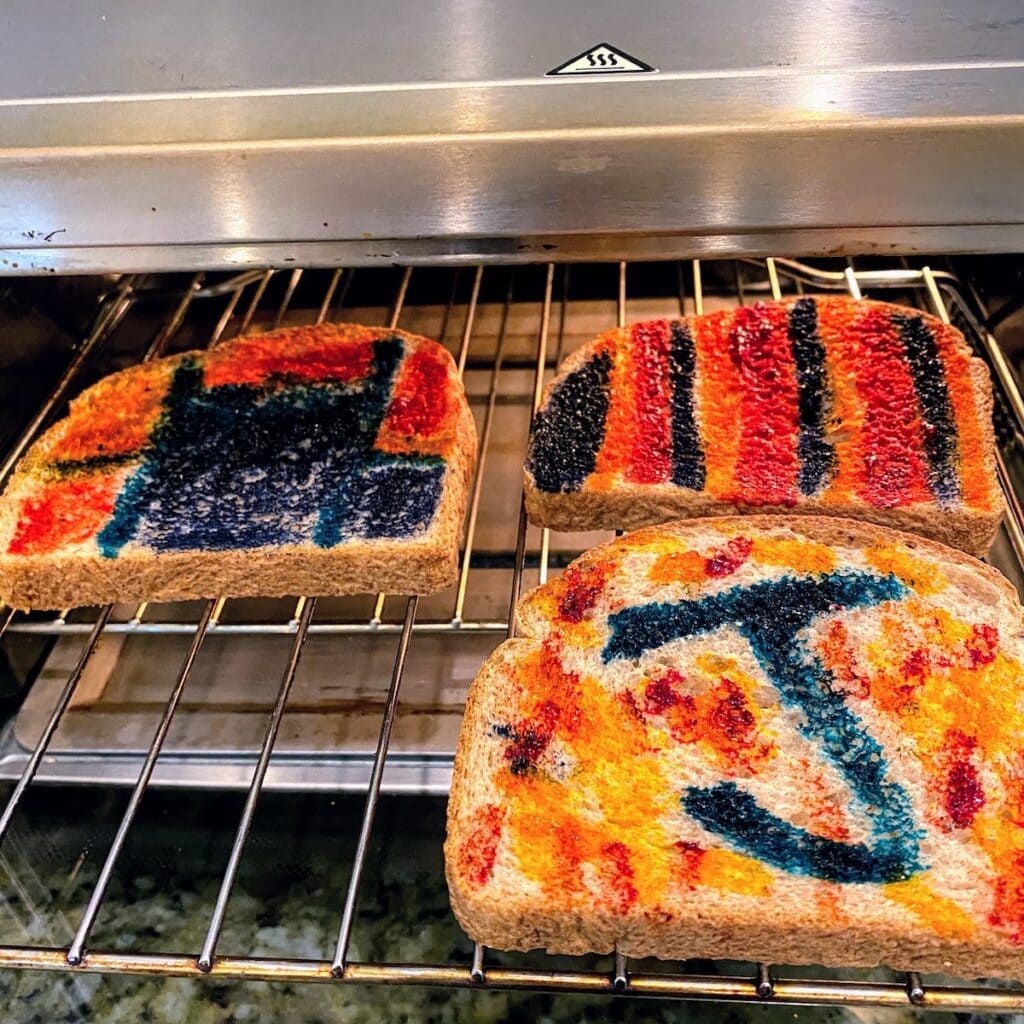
(0, 324), (476, 609)
(446, 515), (1024, 977)
(525, 298), (1001, 557)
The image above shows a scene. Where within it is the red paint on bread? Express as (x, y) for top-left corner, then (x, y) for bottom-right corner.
(600, 841), (639, 913)
(704, 536), (753, 577)
(943, 730), (985, 829)
(626, 320), (673, 485)
(730, 303), (801, 504)
(382, 347), (450, 440)
(457, 804), (505, 888)
(967, 623), (999, 668)
(8, 475), (121, 557)
(556, 561), (612, 623)
(847, 305), (931, 508)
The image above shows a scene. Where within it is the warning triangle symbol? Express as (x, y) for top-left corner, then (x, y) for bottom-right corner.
(547, 42), (656, 77)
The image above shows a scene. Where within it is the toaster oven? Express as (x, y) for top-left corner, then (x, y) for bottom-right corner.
(3, 2), (1024, 1018)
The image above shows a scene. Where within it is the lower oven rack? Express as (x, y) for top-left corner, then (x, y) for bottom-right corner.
(1, 256), (1023, 1011)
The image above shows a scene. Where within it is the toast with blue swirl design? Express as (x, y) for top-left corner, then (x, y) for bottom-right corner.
(446, 516), (1024, 977)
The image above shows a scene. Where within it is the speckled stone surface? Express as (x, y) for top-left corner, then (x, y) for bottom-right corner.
(0, 788), (1001, 1024)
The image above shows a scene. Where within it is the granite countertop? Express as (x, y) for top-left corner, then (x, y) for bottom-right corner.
(0, 787), (1010, 1024)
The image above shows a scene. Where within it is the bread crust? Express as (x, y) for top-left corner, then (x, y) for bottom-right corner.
(0, 325), (477, 609)
(524, 300), (1003, 558)
(446, 515), (1024, 978)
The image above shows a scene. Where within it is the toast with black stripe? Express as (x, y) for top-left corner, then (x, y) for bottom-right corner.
(525, 298), (1000, 556)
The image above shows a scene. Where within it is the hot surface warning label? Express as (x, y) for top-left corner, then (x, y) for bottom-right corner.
(547, 43), (657, 77)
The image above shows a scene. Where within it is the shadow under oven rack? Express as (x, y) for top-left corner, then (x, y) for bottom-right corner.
(1, 256), (1024, 1011)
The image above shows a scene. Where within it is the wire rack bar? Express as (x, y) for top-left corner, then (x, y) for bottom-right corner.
(331, 595), (419, 973)
(957, 280), (1024, 434)
(455, 267), (484, 378)
(0, 608), (112, 846)
(843, 265), (864, 300)
(233, 270), (275, 340)
(193, 270), (268, 299)
(469, 941), (485, 984)
(197, 597), (318, 971)
(273, 268), (303, 330)
(316, 269), (344, 325)
(765, 258), (782, 301)
(370, 267), (415, 627)
(742, 257), (962, 294)
(505, 269), (555, 637)
(0, 946), (1021, 1010)
(612, 949), (628, 992)
(452, 272), (513, 625)
(208, 281), (252, 347)
(536, 265), (564, 587)
(2, 620), (510, 636)
(66, 600), (217, 965)
(692, 261), (704, 316)
(142, 272), (204, 362)
(907, 971), (926, 1006)
(535, 264), (568, 587)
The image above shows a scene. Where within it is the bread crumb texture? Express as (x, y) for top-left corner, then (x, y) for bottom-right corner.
(0, 324), (476, 606)
(446, 516), (1024, 977)
(525, 298), (1000, 555)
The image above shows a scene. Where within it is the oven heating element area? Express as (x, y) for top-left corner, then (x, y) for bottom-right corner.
(1, 256), (1024, 1011)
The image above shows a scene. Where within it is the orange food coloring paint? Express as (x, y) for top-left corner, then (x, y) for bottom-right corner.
(590, 332), (637, 489)
(648, 550), (706, 585)
(930, 320), (995, 511)
(48, 361), (172, 463)
(693, 310), (743, 500)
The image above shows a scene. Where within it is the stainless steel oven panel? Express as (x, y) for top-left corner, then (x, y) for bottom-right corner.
(4, 1), (1024, 271)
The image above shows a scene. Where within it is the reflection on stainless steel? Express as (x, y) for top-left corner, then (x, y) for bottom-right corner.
(4, 4), (1024, 270)
(1, 257), (1024, 1009)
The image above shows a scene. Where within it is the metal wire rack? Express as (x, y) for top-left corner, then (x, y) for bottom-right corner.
(1, 256), (1024, 1011)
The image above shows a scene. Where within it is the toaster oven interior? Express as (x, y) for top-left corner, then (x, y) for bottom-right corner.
(2, 255), (1024, 1016)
